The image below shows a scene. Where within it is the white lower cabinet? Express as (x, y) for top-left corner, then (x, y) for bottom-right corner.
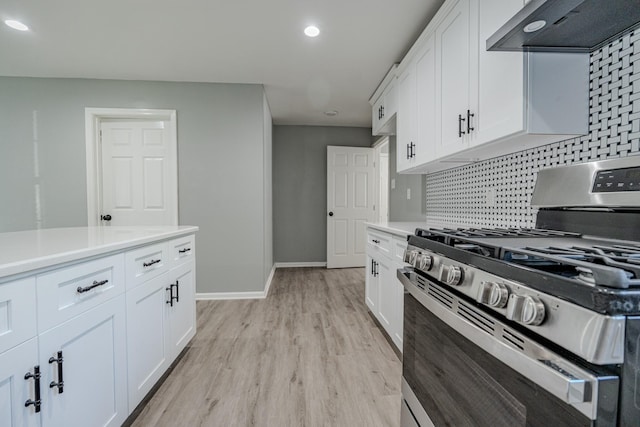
(167, 262), (196, 358)
(376, 259), (394, 331)
(365, 256), (379, 313)
(126, 273), (171, 410)
(38, 295), (127, 427)
(365, 226), (408, 352)
(0, 338), (40, 427)
(0, 231), (197, 427)
(126, 260), (196, 411)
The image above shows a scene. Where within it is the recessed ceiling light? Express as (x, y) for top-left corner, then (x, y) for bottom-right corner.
(4, 19), (29, 31)
(324, 110), (338, 117)
(523, 20), (546, 33)
(304, 25), (320, 37)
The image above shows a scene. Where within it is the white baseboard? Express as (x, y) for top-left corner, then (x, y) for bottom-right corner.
(196, 264), (277, 301)
(263, 264), (276, 297)
(274, 262), (327, 268)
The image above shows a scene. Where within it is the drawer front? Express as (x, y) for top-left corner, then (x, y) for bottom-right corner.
(0, 277), (37, 354)
(37, 254), (125, 332)
(125, 242), (169, 289)
(366, 229), (392, 259)
(167, 235), (196, 268)
(393, 236), (409, 265)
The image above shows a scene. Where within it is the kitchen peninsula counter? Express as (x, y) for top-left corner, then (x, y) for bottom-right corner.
(0, 225), (198, 280)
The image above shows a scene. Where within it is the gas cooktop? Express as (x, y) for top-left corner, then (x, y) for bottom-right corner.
(415, 227), (640, 289)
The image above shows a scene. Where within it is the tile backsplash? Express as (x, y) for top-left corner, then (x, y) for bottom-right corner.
(425, 26), (640, 228)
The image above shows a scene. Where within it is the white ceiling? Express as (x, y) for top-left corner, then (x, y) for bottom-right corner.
(0, 0), (444, 127)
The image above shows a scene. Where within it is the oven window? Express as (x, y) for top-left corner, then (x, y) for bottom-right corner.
(403, 292), (591, 427)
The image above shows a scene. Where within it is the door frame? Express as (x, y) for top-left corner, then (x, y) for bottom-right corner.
(84, 108), (178, 226)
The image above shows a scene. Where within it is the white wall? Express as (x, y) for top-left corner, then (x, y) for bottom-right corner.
(0, 77), (272, 294)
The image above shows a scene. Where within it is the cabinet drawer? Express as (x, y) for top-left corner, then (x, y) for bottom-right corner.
(37, 254), (125, 331)
(393, 236), (409, 265)
(366, 230), (392, 259)
(126, 242), (169, 289)
(167, 235), (195, 268)
(0, 278), (37, 354)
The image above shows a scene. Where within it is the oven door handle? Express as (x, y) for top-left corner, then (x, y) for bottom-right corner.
(398, 268), (611, 420)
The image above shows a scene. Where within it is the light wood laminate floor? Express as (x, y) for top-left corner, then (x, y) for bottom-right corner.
(130, 267), (402, 427)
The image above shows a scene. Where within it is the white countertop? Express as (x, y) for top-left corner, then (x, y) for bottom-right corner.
(0, 226), (198, 280)
(365, 222), (429, 237)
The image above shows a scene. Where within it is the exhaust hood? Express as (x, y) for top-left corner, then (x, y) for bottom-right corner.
(487, 0), (640, 52)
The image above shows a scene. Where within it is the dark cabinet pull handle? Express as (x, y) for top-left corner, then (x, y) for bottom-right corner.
(178, 248), (191, 254)
(410, 142), (416, 158)
(467, 110), (474, 134)
(458, 114), (466, 137)
(381, 105), (384, 118)
(166, 281), (179, 306)
(406, 143), (411, 159)
(100, 214), (112, 221)
(48, 351), (64, 393)
(77, 279), (108, 294)
(166, 285), (174, 306)
(372, 239), (380, 244)
(24, 365), (42, 413)
(371, 259), (375, 275)
(143, 259), (161, 268)
(374, 261), (379, 277)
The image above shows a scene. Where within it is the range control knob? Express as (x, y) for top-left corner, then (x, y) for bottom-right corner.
(477, 282), (509, 308)
(404, 249), (417, 265)
(442, 265), (464, 286)
(506, 295), (546, 326)
(415, 253), (434, 271)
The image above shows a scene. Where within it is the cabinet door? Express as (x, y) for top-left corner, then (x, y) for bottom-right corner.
(167, 262), (196, 361)
(415, 33), (437, 165)
(39, 296), (127, 427)
(0, 338), (41, 427)
(126, 273), (170, 410)
(436, 0), (474, 158)
(376, 258), (394, 332)
(473, 0), (525, 146)
(372, 97), (385, 136)
(365, 256), (379, 313)
(396, 66), (417, 172)
(393, 277), (404, 351)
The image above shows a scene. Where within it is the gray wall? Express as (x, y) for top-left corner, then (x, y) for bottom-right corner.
(0, 77), (272, 294)
(273, 125), (373, 263)
(387, 135), (426, 222)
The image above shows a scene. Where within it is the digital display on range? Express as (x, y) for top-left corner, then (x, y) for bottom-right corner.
(592, 167), (640, 193)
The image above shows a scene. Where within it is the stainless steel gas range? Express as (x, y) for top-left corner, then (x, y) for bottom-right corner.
(398, 156), (640, 427)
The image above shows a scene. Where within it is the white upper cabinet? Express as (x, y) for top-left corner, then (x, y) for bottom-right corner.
(370, 65), (398, 136)
(435, 0), (477, 159)
(396, 64), (418, 172)
(391, 0), (588, 174)
(415, 33), (438, 166)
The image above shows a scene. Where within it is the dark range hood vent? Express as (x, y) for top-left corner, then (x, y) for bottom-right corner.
(487, 0), (640, 53)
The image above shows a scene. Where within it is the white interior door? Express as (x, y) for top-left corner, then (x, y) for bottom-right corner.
(100, 119), (177, 226)
(327, 146), (375, 268)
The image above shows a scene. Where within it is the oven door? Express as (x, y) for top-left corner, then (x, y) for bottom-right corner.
(398, 269), (619, 427)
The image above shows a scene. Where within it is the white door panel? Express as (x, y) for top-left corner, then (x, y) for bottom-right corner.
(327, 146), (375, 268)
(100, 120), (177, 226)
(39, 296), (127, 427)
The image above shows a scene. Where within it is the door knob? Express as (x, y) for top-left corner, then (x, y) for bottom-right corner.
(100, 214), (112, 221)
(328, 212), (334, 217)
